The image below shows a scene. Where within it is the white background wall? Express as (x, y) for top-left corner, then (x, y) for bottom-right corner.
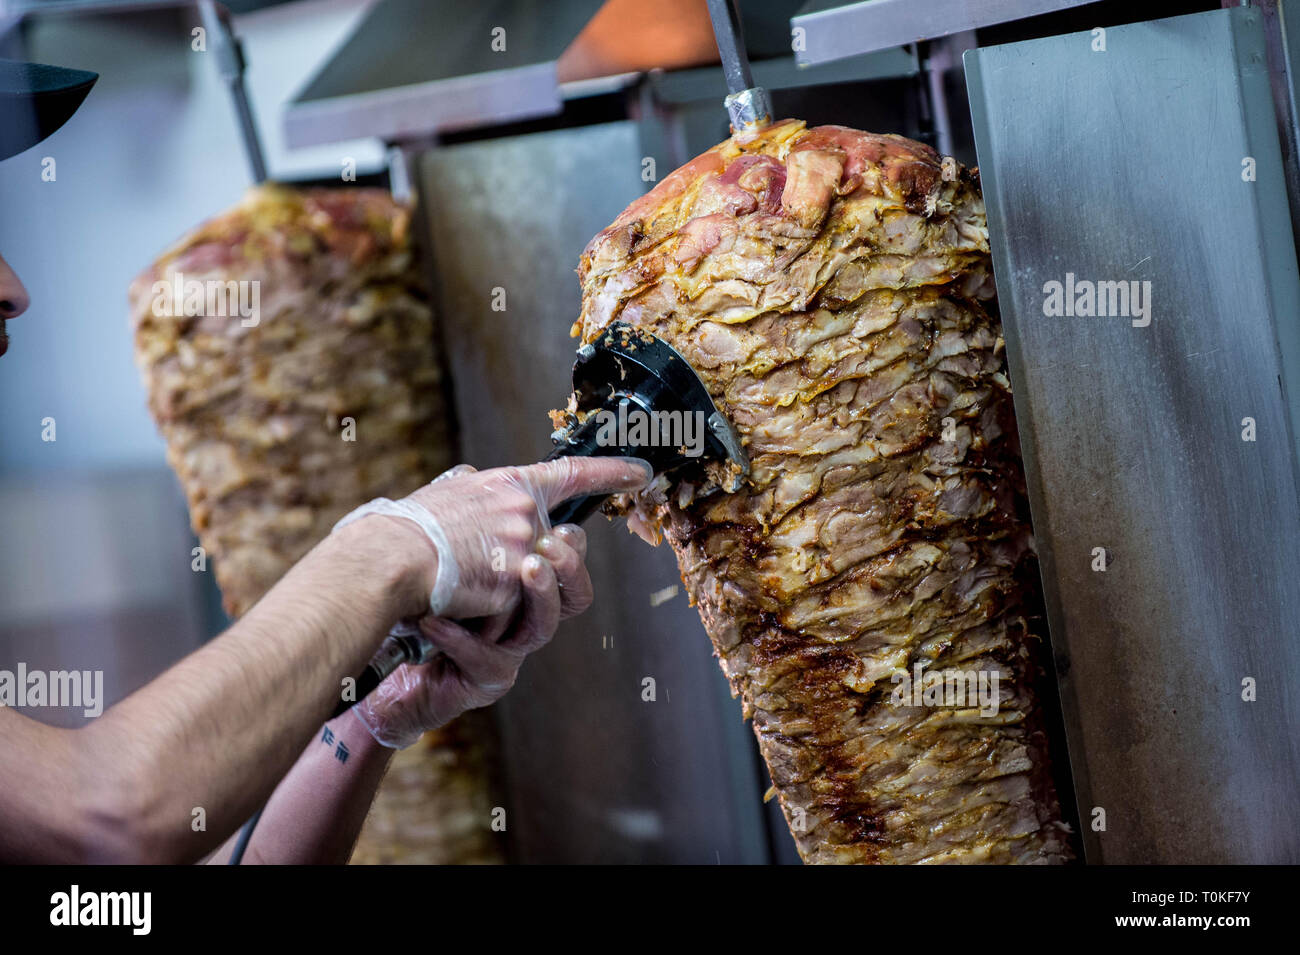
(0, 0), (382, 475)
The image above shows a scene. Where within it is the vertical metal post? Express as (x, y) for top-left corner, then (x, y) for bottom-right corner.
(704, 0), (772, 131)
(198, 0), (267, 184)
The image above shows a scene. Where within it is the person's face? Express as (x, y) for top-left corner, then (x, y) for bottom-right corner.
(0, 253), (31, 358)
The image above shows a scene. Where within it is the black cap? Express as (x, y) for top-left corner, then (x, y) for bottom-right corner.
(0, 59), (98, 161)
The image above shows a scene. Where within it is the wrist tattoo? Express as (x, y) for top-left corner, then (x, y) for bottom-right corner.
(320, 726), (351, 765)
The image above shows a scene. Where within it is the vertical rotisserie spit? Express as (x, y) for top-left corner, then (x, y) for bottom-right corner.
(573, 120), (1072, 864)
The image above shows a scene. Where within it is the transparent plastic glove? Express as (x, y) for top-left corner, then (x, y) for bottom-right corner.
(334, 457), (652, 620)
(354, 523), (591, 747)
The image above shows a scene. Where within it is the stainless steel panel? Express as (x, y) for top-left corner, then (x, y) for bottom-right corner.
(417, 121), (775, 863)
(286, 61), (561, 150)
(792, 0), (1094, 66)
(285, 0), (603, 148)
(966, 7), (1300, 863)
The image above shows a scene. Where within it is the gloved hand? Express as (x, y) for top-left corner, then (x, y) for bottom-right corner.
(352, 522), (593, 747)
(333, 457), (652, 748)
(334, 456), (652, 620)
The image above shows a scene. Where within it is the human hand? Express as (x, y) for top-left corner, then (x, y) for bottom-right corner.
(352, 523), (593, 747)
(334, 456), (651, 621)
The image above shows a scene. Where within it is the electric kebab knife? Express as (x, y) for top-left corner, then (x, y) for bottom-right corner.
(332, 323), (748, 719)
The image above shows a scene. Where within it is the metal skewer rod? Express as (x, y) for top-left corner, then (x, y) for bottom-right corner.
(704, 0), (772, 132)
(198, 0), (268, 184)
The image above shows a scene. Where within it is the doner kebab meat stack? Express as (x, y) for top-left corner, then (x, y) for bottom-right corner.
(570, 120), (1073, 864)
(130, 184), (501, 865)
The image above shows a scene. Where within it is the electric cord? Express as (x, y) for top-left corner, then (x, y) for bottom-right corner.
(227, 804), (263, 865)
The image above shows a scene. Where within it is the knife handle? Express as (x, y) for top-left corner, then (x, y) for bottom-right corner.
(331, 494), (587, 719)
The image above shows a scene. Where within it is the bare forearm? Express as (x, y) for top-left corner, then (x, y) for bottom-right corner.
(12, 521), (429, 863)
(206, 711), (394, 865)
(0, 710), (98, 862)
(2, 460), (636, 864)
